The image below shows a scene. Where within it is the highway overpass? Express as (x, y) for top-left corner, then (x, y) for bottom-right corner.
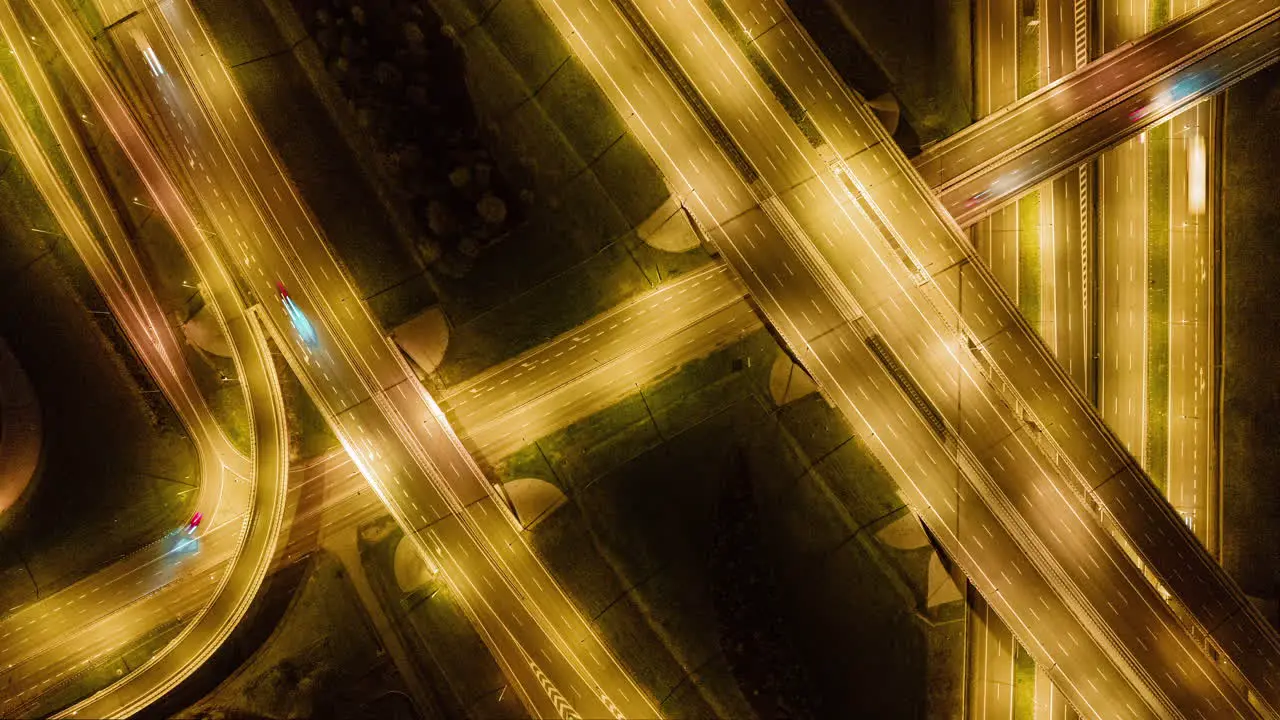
(914, 0), (1279, 225)
(534, 0), (1280, 714)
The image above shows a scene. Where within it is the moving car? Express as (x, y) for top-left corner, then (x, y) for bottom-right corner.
(1129, 103), (1154, 122)
(185, 512), (203, 535)
(964, 189), (992, 209)
(277, 282), (319, 346)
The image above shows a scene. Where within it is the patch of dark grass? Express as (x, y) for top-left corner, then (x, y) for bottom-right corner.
(431, 235), (652, 385)
(1018, 191), (1041, 329)
(592, 132), (673, 227)
(1017, 0), (1041, 98)
(1146, 121), (1171, 491)
(453, 27), (529, 120)
(789, 0), (972, 148)
(1013, 642), (1037, 720)
(180, 550), (411, 719)
(0, 38), (95, 226)
(1151, 0), (1172, 28)
(360, 518), (522, 716)
(1220, 69), (1280, 602)
(511, 337), (950, 715)
(191, 0), (291, 65)
(537, 57), (628, 162)
(480, 0), (567, 88)
(182, 337), (252, 457)
(275, 347), (337, 461)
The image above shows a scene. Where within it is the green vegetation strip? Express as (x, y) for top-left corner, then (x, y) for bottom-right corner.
(1146, 122), (1171, 491)
(1012, 643), (1037, 720)
(1151, 0), (1172, 29)
(1017, 192), (1041, 328)
(703, 0), (825, 147)
(0, 42), (98, 239)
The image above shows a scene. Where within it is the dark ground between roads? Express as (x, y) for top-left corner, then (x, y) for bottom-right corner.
(360, 516), (530, 719)
(493, 331), (964, 718)
(176, 551), (418, 720)
(0, 140), (196, 615)
(1220, 66), (1280, 617)
(792, 0), (973, 152)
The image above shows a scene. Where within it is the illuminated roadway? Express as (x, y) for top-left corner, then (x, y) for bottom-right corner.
(30, 0), (663, 715)
(0, 0), (249, 527)
(0, 8), (287, 715)
(443, 263), (758, 461)
(10, 0), (1264, 707)
(3, 0), (291, 713)
(0, 257), (755, 710)
(531, 0), (1242, 717)
(975, 0), (1019, 117)
(1165, 97), (1216, 548)
(0, 451), (375, 716)
(13, 28), (286, 720)
(32, 0), (1269, 707)
(917, 0), (1280, 225)
(716, 0), (1280, 709)
(1097, 94), (1150, 483)
(965, 1), (1091, 715)
(535, 0), (1280, 714)
(713, 0), (1274, 711)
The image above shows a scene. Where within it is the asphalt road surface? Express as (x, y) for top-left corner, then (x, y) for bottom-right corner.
(976, 0), (1020, 117)
(586, 0), (1279, 712)
(1098, 135), (1149, 465)
(31, 0), (664, 714)
(533, 0), (1270, 714)
(1166, 0), (1218, 552)
(442, 263), (759, 461)
(918, 0), (1280, 222)
(0, 10), (287, 715)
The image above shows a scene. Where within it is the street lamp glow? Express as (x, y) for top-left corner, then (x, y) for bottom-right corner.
(1189, 134), (1206, 215)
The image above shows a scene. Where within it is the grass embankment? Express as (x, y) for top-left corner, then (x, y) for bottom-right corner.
(1146, 122), (1171, 492)
(1013, 644), (1037, 719)
(0, 38), (93, 225)
(423, 0), (705, 384)
(1220, 68), (1280, 602)
(177, 551), (416, 719)
(0, 140), (196, 613)
(1017, 191), (1041, 330)
(360, 517), (527, 718)
(1016, 0), (1040, 98)
(494, 330), (963, 717)
(1151, 0), (1172, 27)
(275, 348), (338, 462)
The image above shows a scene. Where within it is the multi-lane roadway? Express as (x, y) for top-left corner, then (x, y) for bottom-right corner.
(1, 254), (759, 710)
(540, 0), (1280, 714)
(918, 0), (1280, 223)
(3, 0), (1270, 713)
(534, 0), (1250, 716)
(0, 11), (287, 716)
(26, 0), (663, 713)
(443, 263), (758, 460)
